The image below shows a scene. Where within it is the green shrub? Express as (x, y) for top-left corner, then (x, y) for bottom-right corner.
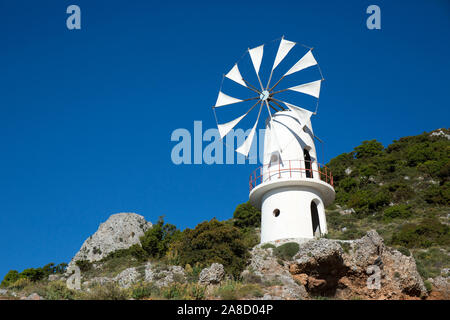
(383, 204), (411, 221)
(261, 243), (276, 250)
(414, 247), (450, 279)
(273, 242), (299, 261)
(354, 140), (384, 159)
(1, 270), (20, 288)
(75, 260), (93, 273)
(80, 282), (129, 300)
(44, 281), (74, 300)
(396, 246), (411, 257)
(171, 218), (249, 278)
(424, 280), (432, 293)
(131, 282), (159, 300)
(390, 218), (450, 248)
(233, 202), (261, 229)
(140, 216), (181, 259)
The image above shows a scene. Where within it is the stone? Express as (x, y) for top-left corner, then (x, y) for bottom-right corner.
(145, 263), (186, 287)
(114, 267), (140, 288)
(48, 274), (61, 281)
(198, 263), (225, 285)
(68, 213), (152, 268)
(287, 230), (427, 299)
(242, 246), (308, 300)
(25, 293), (44, 300)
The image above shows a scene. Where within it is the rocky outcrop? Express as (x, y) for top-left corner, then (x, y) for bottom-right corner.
(69, 213), (152, 266)
(242, 246), (308, 300)
(114, 267), (140, 288)
(428, 269), (450, 300)
(144, 263), (186, 287)
(198, 263), (225, 285)
(288, 230), (428, 299)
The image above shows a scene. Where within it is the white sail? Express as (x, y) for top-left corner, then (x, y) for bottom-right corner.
(248, 45), (264, 75)
(272, 38), (296, 70)
(236, 103), (262, 156)
(288, 80), (322, 98)
(214, 91), (243, 107)
(284, 50), (317, 76)
(225, 64), (247, 87)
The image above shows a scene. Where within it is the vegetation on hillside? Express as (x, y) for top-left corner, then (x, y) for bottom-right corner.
(325, 129), (450, 280)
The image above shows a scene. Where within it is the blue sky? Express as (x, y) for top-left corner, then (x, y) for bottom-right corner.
(0, 0), (449, 278)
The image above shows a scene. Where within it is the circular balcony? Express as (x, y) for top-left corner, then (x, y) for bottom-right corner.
(249, 159), (335, 207)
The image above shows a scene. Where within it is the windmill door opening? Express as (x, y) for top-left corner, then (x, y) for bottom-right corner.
(311, 201), (321, 237)
(304, 149), (313, 178)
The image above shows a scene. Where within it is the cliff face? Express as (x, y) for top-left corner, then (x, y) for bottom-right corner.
(69, 213), (152, 266)
(244, 230), (428, 300)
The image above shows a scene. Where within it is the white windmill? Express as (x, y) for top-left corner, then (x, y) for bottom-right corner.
(212, 37), (335, 243)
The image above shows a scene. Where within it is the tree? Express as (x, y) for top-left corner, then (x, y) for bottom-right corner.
(171, 218), (249, 277)
(0, 270), (20, 288)
(233, 202), (261, 229)
(140, 216), (180, 258)
(354, 140), (384, 159)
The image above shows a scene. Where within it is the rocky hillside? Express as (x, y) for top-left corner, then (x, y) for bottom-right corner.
(0, 129), (448, 300)
(324, 128), (449, 297)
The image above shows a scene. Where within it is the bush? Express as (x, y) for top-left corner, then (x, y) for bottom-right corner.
(354, 140), (384, 159)
(383, 204), (411, 222)
(140, 217), (181, 259)
(131, 282), (159, 300)
(1, 270), (20, 288)
(171, 218), (249, 278)
(75, 260), (93, 273)
(390, 218), (450, 248)
(273, 242), (299, 261)
(414, 247), (450, 279)
(44, 281), (74, 300)
(233, 202), (261, 229)
(261, 243), (276, 250)
(80, 282), (129, 300)
(396, 247), (411, 257)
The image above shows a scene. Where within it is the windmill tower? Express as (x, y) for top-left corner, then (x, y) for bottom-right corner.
(213, 37), (335, 243)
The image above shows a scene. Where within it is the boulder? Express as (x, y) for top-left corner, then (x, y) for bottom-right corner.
(198, 263), (225, 285)
(22, 293), (44, 300)
(144, 263), (186, 287)
(114, 267), (140, 288)
(242, 246), (308, 300)
(68, 213), (152, 267)
(288, 230), (428, 299)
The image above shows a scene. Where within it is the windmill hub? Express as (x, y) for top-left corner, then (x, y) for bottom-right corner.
(260, 90), (270, 101)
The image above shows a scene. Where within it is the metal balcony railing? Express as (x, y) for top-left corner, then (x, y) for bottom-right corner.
(249, 159), (334, 192)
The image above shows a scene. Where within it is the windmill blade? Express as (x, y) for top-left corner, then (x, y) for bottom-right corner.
(236, 102), (263, 157)
(225, 64), (247, 87)
(284, 50), (317, 77)
(287, 80), (322, 98)
(217, 100), (260, 139)
(272, 38), (296, 71)
(248, 45), (264, 75)
(214, 91), (244, 107)
(281, 101), (314, 130)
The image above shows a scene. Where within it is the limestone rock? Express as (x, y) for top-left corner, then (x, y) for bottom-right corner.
(288, 230), (427, 299)
(23, 293), (44, 300)
(242, 246), (308, 300)
(68, 213), (152, 266)
(114, 267), (140, 288)
(144, 263), (186, 287)
(198, 263), (225, 285)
